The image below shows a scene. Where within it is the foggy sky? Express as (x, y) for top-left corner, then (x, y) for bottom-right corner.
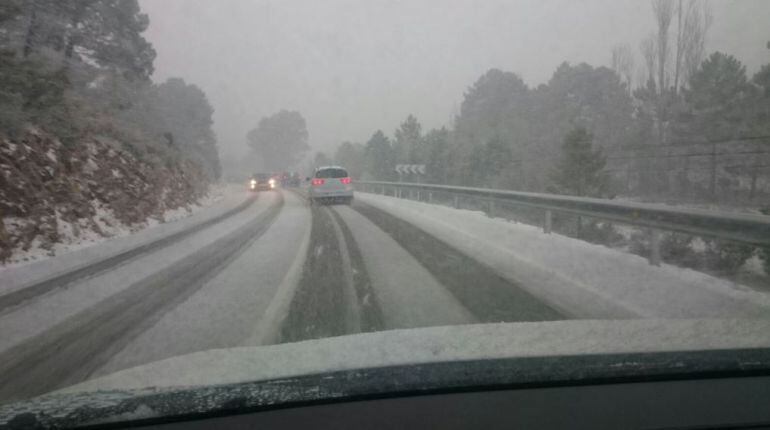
(138, 0), (770, 162)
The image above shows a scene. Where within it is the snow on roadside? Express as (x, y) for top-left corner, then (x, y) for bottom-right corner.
(146, 184), (228, 227)
(358, 192), (770, 319)
(1, 183), (228, 269)
(744, 255), (768, 277)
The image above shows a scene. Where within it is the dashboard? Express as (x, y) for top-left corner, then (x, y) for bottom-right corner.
(131, 375), (770, 429)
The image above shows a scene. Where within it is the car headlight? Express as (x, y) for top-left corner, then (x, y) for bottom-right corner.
(269, 179), (276, 187)
(250, 179), (257, 186)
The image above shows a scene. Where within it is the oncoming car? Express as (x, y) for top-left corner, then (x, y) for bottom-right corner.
(308, 166), (353, 205)
(249, 173), (276, 192)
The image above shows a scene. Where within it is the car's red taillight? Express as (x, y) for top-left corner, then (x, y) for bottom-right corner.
(340, 177), (352, 185)
(312, 178), (325, 186)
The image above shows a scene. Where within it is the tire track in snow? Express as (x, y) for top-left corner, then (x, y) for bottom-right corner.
(0, 193), (260, 313)
(0, 193), (283, 403)
(279, 199), (382, 343)
(328, 208), (385, 333)
(352, 201), (566, 323)
(279, 205), (347, 342)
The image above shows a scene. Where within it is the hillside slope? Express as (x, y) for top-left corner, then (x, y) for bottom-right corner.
(0, 129), (212, 263)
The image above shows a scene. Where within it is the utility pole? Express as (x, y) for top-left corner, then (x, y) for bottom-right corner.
(709, 142), (717, 203)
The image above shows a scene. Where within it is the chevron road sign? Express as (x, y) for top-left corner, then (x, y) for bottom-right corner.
(395, 164), (426, 175)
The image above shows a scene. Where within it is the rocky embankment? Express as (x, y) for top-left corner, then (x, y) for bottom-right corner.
(0, 129), (211, 263)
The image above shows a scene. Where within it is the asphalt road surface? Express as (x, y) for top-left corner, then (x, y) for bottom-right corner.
(0, 188), (565, 404)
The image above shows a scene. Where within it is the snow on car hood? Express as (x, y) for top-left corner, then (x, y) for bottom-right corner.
(61, 318), (770, 394)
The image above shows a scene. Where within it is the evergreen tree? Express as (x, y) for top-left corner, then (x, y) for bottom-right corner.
(313, 151), (332, 168)
(246, 110), (309, 171)
(550, 127), (608, 197)
(682, 52), (751, 140)
(482, 134), (515, 188)
(57, 0), (156, 80)
(454, 69), (529, 187)
(334, 141), (366, 179)
(364, 130), (395, 180)
(393, 114), (422, 165)
(750, 59), (770, 136)
(151, 78), (220, 178)
(423, 128), (450, 184)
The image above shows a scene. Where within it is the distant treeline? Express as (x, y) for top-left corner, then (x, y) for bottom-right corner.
(326, 1), (770, 205)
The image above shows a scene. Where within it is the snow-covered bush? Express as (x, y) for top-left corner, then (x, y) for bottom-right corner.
(702, 240), (755, 275)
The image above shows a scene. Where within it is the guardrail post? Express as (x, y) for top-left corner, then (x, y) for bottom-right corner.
(649, 228), (662, 266)
(416, 190), (421, 201)
(427, 192), (433, 203)
(453, 195), (459, 209)
(487, 199), (495, 218)
(544, 210), (552, 234)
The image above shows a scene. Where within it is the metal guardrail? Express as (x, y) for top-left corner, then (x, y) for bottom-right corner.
(356, 181), (770, 266)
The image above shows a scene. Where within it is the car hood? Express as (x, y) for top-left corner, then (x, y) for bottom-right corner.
(3, 319), (770, 428)
(59, 318), (770, 393)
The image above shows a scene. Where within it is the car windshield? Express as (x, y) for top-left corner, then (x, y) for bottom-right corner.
(316, 168), (348, 178)
(1, 0), (770, 425)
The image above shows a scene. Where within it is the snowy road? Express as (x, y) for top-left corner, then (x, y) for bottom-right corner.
(0, 187), (767, 403)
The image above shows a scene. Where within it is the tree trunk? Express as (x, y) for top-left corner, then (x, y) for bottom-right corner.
(23, 7), (38, 57)
(681, 155), (690, 197)
(576, 215), (583, 239)
(673, 0), (683, 95)
(749, 165), (758, 202)
(62, 4), (88, 69)
(625, 160), (632, 194)
(709, 143), (717, 203)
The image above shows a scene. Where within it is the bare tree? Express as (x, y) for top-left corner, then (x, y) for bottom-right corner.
(682, 0), (713, 87)
(673, 0), (685, 95)
(640, 36), (657, 84)
(611, 44), (635, 92)
(652, 0), (674, 96)
(644, 0), (687, 144)
(672, 0), (713, 94)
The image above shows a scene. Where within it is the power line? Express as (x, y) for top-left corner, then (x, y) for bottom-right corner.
(612, 134), (770, 150)
(606, 149), (770, 161)
(500, 135), (770, 164)
(506, 149), (770, 165)
(606, 164), (770, 174)
(523, 134), (770, 152)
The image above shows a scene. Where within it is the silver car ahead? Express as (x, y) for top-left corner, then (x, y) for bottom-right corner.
(308, 166), (354, 205)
